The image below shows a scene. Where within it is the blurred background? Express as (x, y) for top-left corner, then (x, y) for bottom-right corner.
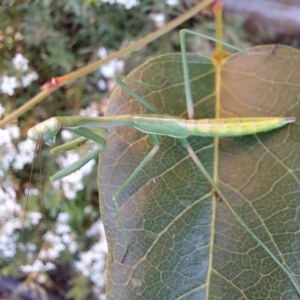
(1, 0), (300, 299)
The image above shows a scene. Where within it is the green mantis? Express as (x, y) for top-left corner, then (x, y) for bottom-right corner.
(28, 28), (296, 261)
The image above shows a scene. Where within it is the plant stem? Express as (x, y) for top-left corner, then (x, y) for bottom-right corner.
(0, 0), (213, 127)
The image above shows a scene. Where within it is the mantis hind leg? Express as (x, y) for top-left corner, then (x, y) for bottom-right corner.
(112, 134), (160, 249)
(178, 138), (300, 293)
(113, 134), (159, 201)
(113, 76), (160, 254)
(114, 76), (157, 113)
(179, 28), (273, 120)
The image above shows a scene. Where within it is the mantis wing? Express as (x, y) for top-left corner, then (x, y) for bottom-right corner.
(99, 47), (300, 299)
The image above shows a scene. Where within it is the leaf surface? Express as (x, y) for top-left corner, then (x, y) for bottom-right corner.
(98, 46), (300, 299)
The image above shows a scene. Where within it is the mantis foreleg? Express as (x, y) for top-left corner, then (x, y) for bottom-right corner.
(46, 127), (107, 181)
(50, 148), (101, 182)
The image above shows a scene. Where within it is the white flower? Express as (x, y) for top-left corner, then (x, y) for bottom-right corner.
(0, 142), (16, 171)
(149, 13), (165, 28)
(68, 241), (78, 254)
(79, 106), (99, 117)
(0, 127), (13, 145)
(12, 138), (36, 170)
(0, 76), (17, 96)
(97, 46), (107, 59)
(86, 220), (106, 239)
(28, 212), (43, 226)
(60, 181), (77, 200)
(22, 71), (39, 87)
(18, 243), (37, 253)
(44, 262), (56, 271)
(57, 212), (70, 223)
(74, 239), (107, 287)
(166, 0), (179, 5)
(97, 79), (107, 91)
(101, 0), (139, 10)
(20, 260), (44, 273)
(6, 124), (20, 139)
(60, 130), (74, 142)
(74, 221), (107, 287)
(37, 274), (47, 284)
(37, 249), (47, 260)
(0, 187), (20, 219)
(20, 260), (56, 274)
(0, 232), (18, 258)
(0, 125), (20, 172)
(12, 53), (28, 71)
(1, 219), (21, 236)
(43, 242), (66, 260)
(0, 104), (5, 117)
(24, 188), (39, 196)
(84, 206), (93, 215)
(41, 229), (78, 259)
(55, 224), (71, 235)
(97, 47), (123, 78)
(61, 233), (72, 244)
(99, 59), (124, 78)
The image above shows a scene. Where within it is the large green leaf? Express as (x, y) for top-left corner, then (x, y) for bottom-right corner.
(98, 45), (300, 299)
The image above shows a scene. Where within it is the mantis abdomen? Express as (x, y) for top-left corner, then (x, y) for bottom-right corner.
(182, 116), (295, 137)
(132, 115), (296, 138)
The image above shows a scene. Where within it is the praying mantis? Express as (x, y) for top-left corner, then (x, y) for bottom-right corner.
(27, 25), (300, 298)
(27, 29), (295, 246)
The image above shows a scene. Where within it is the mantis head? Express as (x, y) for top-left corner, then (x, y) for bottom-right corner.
(28, 117), (60, 146)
